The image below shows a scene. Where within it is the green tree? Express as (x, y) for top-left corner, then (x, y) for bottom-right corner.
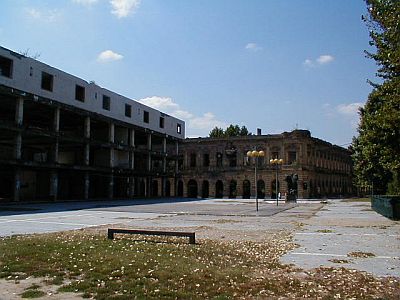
(209, 127), (225, 138)
(352, 0), (400, 194)
(209, 125), (252, 137)
(225, 125), (241, 137)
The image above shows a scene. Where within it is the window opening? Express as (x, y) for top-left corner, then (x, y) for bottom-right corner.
(102, 95), (110, 111)
(75, 85), (85, 102)
(125, 104), (132, 117)
(0, 56), (13, 78)
(41, 72), (54, 92)
(143, 111), (149, 123)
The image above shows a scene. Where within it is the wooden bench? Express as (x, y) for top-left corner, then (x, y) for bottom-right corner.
(107, 228), (196, 244)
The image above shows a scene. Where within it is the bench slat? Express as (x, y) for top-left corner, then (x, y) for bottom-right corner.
(108, 228), (195, 244)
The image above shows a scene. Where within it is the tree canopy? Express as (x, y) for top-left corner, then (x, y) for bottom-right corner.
(209, 125), (252, 138)
(352, 0), (400, 194)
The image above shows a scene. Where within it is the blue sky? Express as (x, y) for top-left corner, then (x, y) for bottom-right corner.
(0, 0), (377, 145)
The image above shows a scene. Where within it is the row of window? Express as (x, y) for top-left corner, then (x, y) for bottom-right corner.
(0, 55), (183, 134)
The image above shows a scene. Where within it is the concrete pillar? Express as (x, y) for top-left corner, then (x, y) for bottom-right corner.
(14, 169), (21, 202)
(109, 123), (115, 143)
(129, 151), (135, 169)
(52, 141), (59, 163)
(129, 129), (135, 169)
(15, 97), (24, 126)
(14, 133), (22, 160)
(84, 116), (91, 139)
(53, 107), (60, 132)
(163, 137), (167, 173)
(109, 123), (115, 168)
(128, 176), (135, 198)
(147, 133), (152, 172)
(84, 144), (90, 166)
(84, 172), (90, 200)
(130, 129), (135, 147)
(108, 174), (114, 199)
(49, 171), (58, 201)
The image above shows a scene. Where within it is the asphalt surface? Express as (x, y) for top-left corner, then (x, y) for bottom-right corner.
(0, 197), (399, 277)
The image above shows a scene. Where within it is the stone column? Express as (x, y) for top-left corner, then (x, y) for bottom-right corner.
(83, 117), (90, 166)
(15, 97), (24, 126)
(49, 171), (58, 201)
(84, 172), (90, 200)
(129, 129), (135, 169)
(147, 133), (152, 172)
(53, 107), (60, 132)
(109, 123), (115, 168)
(108, 174), (114, 199)
(14, 169), (21, 202)
(14, 133), (22, 160)
(162, 137), (167, 173)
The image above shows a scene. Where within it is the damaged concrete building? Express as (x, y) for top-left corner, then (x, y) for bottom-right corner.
(177, 130), (354, 199)
(0, 46), (353, 202)
(0, 46), (184, 202)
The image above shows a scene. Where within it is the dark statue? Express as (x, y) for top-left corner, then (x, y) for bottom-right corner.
(285, 173), (298, 202)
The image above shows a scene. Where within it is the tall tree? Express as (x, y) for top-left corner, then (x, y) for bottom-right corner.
(209, 127), (225, 138)
(352, 0), (400, 194)
(209, 125), (252, 137)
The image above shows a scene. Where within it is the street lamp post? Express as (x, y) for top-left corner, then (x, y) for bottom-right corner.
(247, 150), (265, 212)
(270, 158), (283, 206)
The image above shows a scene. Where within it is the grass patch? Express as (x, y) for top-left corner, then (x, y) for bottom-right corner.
(20, 289), (46, 298)
(0, 232), (398, 299)
(329, 259), (351, 264)
(348, 251), (376, 258)
(316, 229), (333, 233)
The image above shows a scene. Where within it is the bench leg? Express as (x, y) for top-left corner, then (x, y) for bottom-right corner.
(189, 234), (195, 244)
(107, 230), (114, 240)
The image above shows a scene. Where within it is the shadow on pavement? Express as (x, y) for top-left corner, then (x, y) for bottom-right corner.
(0, 197), (205, 217)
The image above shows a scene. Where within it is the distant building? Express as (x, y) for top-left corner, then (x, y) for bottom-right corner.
(0, 46), (184, 201)
(0, 46), (353, 202)
(177, 130), (354, 199)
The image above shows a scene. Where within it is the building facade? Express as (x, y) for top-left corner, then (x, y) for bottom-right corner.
(0, 46), (185, 202)
(177, 130), (354, 199)
(0, 46), (353, 202)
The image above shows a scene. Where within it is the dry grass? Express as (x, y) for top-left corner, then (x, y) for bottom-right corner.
(0, 231), (398, 299)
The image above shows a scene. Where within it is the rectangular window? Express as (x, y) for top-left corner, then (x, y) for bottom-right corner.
(288, 151), (297, 164)
(75, 85), (85, 102)
(41, 72), (53, 92)
(159, 117), (164, 128)
(272, 151), (279, 159)
(102, 95), (110, 110)
(125, 104), (132, 117)
(177, 123), (182, 134)
(0, 56), (13, 78)
(203, 153), (210, 167)
(143, 111), (149, 123)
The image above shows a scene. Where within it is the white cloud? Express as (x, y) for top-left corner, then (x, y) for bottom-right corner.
(245, 43), (263, 52)
(303, 54), (334, 67)
(97, 50), (123, 62)
(72, 0), (98, 5)
(138, 96), (180, 111)
(336, 102), (363, 116)
(317, 55), (334, 65)
(26, 8), (61, 22)
(110, 0), (140, 18)
(138, 96), (227, 136)
(189, 112), (227, 130)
